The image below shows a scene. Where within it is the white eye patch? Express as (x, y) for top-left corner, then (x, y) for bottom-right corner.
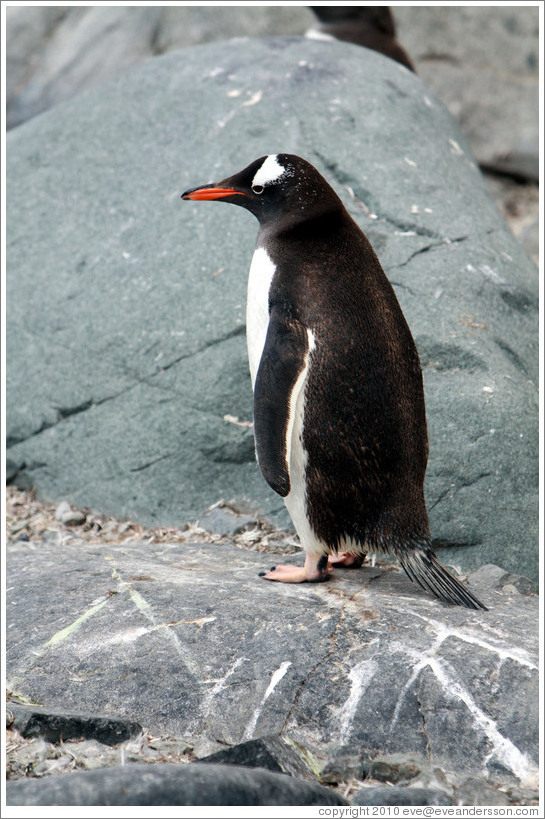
(252, 155), (287, 188)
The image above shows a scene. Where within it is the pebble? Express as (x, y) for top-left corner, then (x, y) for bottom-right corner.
(54, 501), (71, 521)
(61, 510), (86, 526)
(55, 501), (86, 526)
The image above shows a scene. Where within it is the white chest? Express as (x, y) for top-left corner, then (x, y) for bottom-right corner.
(246, 246), (276, 388)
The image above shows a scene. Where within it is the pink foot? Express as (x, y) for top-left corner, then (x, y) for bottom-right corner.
(328, 551), (365, 569)
(259, 553), (331, 584)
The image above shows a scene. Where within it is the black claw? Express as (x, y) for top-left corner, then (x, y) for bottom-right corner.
(270, 566), (276, 572)
(317, 554), (329, 575)
(258, 572), (267, 577)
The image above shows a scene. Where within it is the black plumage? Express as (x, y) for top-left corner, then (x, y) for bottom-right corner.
(182, 154), (486, 610)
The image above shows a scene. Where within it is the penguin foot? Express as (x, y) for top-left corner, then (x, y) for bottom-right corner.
(260, 553), (331, 583)
(328, 551), (365, 569)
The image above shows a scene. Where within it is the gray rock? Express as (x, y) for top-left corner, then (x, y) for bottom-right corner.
(469, 564), (537, 596)
(395, 5), (539, 180)
(320, 745), (369, 784)
(453, 776), (511, 807)
(198, 735), (319, 781)
(55, 500), (86, 526)
(5, 538), (538, 791)
(364, 753), (423, 784)
(5, 6), (69, 127)
(351, 785), (454, 806)
(6, 7), (164, 129)
(199, 505), (257, 537)
(6, 7), (538, 186)
(63, 510), (87, 526)
(6, 38), (538, 581)
(6, 761), (348, 806)
(55, 500), (72, 520)
(8, 703), (142, 746)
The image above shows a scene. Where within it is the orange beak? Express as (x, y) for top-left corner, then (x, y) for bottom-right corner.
(181, 186), (247, 201)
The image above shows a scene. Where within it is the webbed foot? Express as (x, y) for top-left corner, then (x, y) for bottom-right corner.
(328, 551), (365, 569)
(259, 553), (331, 583)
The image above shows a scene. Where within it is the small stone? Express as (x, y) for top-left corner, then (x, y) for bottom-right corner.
(61, 509), (86, 526)
(199, 506), (257, 538)
(10, 519), (30, 534)
(198, 735), (318, 781)
(320, 746), (368, 784)
(55, 501), (71, 521)
(117, 521), (132, 534)
(454, 776), (512, 806)
(365, 754), (422, 784)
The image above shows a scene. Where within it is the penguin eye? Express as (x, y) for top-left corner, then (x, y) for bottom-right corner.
(252, 185), (264, 195)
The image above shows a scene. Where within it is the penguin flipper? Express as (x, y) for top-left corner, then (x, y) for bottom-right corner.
(398, 548), (487, 610)
(253, 309), (311, 498)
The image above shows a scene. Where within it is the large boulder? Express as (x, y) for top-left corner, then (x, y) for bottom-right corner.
(6, 6), (539, 185)
(6, 762), (348, 806)
(6, 38), (538, 579)
(395, 5), (539, 180)
(6, 538), (539, 799)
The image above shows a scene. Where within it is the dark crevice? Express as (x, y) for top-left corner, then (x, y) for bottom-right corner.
(494, 338), (530, 379)
(6, 387), (138, 449)
(389, 280), (417, 296)
(429, 472), (493, 511)
(310, 149), (477, 244)
(129, 453), (173, 473)
(415, 691), (432, 760)
(456, 472), (493, 489)
(428, 489), (451, 512)
(389, 234), (470, 271)
(279, 588), (365, 735)
(152, 324), (246, 376)
(7, 325), (247, 449)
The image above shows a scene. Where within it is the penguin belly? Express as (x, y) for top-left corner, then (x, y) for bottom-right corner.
(246, 246), (327, 559)
(282, 329), (329, 560)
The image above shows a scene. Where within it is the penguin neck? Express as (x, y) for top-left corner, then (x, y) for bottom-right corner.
(257, 202), (346, 245)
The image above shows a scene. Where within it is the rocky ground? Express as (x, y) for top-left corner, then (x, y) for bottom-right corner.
(4, 488), (539, 808)
(4, 485), (375, 804)
(4, 486), (298, 778)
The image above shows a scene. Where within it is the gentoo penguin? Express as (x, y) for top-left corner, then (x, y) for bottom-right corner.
(182, 154), (486, 610)
(307, 6), (415, 72)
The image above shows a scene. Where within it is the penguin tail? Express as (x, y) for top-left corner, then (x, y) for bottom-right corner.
(398, 547), (487, 610)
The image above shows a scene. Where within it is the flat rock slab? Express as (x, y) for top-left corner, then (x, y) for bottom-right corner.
(6, 37), (538, 582)
(6, 539), (538, 791)
(6, 761), (348, 806)
(7, 702), (141, 746)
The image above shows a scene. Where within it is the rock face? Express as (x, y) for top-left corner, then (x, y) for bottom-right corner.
(6, 38), (538, 580)
(6, 6), (539, 184)
(394, 6), (539, 180)
(6, 537), (539, 802)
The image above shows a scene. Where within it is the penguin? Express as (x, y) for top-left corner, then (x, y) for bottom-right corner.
(307, 6), (416, 72)
(181, 154), (486, 610)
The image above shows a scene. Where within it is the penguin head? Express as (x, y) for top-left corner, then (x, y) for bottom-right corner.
(182, 154), (343, 227)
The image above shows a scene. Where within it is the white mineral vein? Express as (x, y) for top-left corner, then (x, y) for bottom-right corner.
(243, 661), (292, 741)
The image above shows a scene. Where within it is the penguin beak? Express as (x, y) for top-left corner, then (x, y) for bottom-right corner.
(181, 185), (248, 201)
